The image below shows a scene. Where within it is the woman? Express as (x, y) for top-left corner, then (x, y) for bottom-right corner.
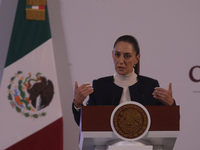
(72, 35), (175, 125)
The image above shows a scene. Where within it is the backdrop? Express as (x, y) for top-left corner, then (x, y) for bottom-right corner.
(0, 0), (200, 150)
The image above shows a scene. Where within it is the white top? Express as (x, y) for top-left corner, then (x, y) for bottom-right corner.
(114, 71), (138, 103)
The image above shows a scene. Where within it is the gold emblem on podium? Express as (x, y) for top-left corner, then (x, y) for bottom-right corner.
(111, 102), (151, 141)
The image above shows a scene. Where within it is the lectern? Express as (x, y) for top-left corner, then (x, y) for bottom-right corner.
(79, 105), (180, 150)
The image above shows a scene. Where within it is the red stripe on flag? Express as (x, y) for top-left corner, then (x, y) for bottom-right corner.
(6, 118), (63, 150)
(39, 6), (45, 9)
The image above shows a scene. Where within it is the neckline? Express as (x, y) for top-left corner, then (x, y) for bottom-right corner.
(114, 71), (138, 87)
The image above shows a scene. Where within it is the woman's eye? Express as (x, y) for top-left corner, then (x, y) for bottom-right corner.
(115, 53), (120, 57)
(124, 55), (131, 59)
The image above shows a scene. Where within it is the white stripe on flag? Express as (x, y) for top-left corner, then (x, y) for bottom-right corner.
(32, 6), (39, 9)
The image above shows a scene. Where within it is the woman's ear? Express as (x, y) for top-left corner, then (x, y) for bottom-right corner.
(135, 54), (140, 64)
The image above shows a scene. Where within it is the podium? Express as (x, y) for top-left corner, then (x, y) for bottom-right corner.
(79, 105), (180, 150)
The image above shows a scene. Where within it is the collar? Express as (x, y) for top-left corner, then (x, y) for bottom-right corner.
(114, 71), (137, 87)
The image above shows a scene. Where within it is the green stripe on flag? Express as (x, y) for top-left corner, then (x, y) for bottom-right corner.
(26, 5), (32, 9)
(5, 0), (51, 67)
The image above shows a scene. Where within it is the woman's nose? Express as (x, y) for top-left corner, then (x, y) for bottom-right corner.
(119, 56), (124, 63)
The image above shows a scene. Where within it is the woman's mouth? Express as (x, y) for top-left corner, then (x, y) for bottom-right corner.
(118, 66), (125, 70)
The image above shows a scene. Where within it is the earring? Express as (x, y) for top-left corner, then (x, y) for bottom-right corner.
(134, 64), (136, 67)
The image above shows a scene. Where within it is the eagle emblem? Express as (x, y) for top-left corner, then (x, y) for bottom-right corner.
(7, 71), (54, 118)
(111, 101), (151, 141)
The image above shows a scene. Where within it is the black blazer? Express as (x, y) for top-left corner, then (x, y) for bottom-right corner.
(73, 75), (166, 125)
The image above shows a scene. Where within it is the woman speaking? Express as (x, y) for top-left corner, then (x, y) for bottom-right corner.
(72, 35), (175, 125)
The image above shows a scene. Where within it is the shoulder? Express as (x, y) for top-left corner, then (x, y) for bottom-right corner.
(138, 75), (158, 82)
(93, 76), (114, 83)
(137, 75), (159, 86)
(92, 76), (115, 89)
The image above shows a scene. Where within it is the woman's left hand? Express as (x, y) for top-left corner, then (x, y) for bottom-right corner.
(152, 82), (174, 105)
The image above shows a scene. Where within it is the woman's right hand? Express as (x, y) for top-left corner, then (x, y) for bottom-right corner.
(73, 81), (94, 108)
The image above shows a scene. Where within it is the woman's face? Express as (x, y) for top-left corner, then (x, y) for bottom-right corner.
(112, 41), (140, 75)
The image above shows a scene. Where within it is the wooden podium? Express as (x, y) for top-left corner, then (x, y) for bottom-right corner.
(79, 106), (180, 150)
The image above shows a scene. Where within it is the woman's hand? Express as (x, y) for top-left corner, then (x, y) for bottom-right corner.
(73, 81), (94, 108)
(152, 82), (174, 105)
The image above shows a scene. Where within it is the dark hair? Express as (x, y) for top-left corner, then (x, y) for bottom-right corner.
(113, 35), (140, 74)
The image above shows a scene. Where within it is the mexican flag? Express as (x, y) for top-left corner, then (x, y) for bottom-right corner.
(0, 0), (63, 149)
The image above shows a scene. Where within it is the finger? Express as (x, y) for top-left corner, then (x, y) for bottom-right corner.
(153, 90), (166, 99)
(154, 89), (166, 96)
(154, 87), (166, 92)
(75, 81), (78, 90)
(168, 82), (172, 92)
(76, 88), (93, 101)
(79, 83), (91, 89)
(80, 86), (93, 95)
(153, 92), (164, 101)
(79, 85), (93, 93)
(153, 93), (161, 100)
(78, 84), (93, 94)
(85, 88), (94, 96)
